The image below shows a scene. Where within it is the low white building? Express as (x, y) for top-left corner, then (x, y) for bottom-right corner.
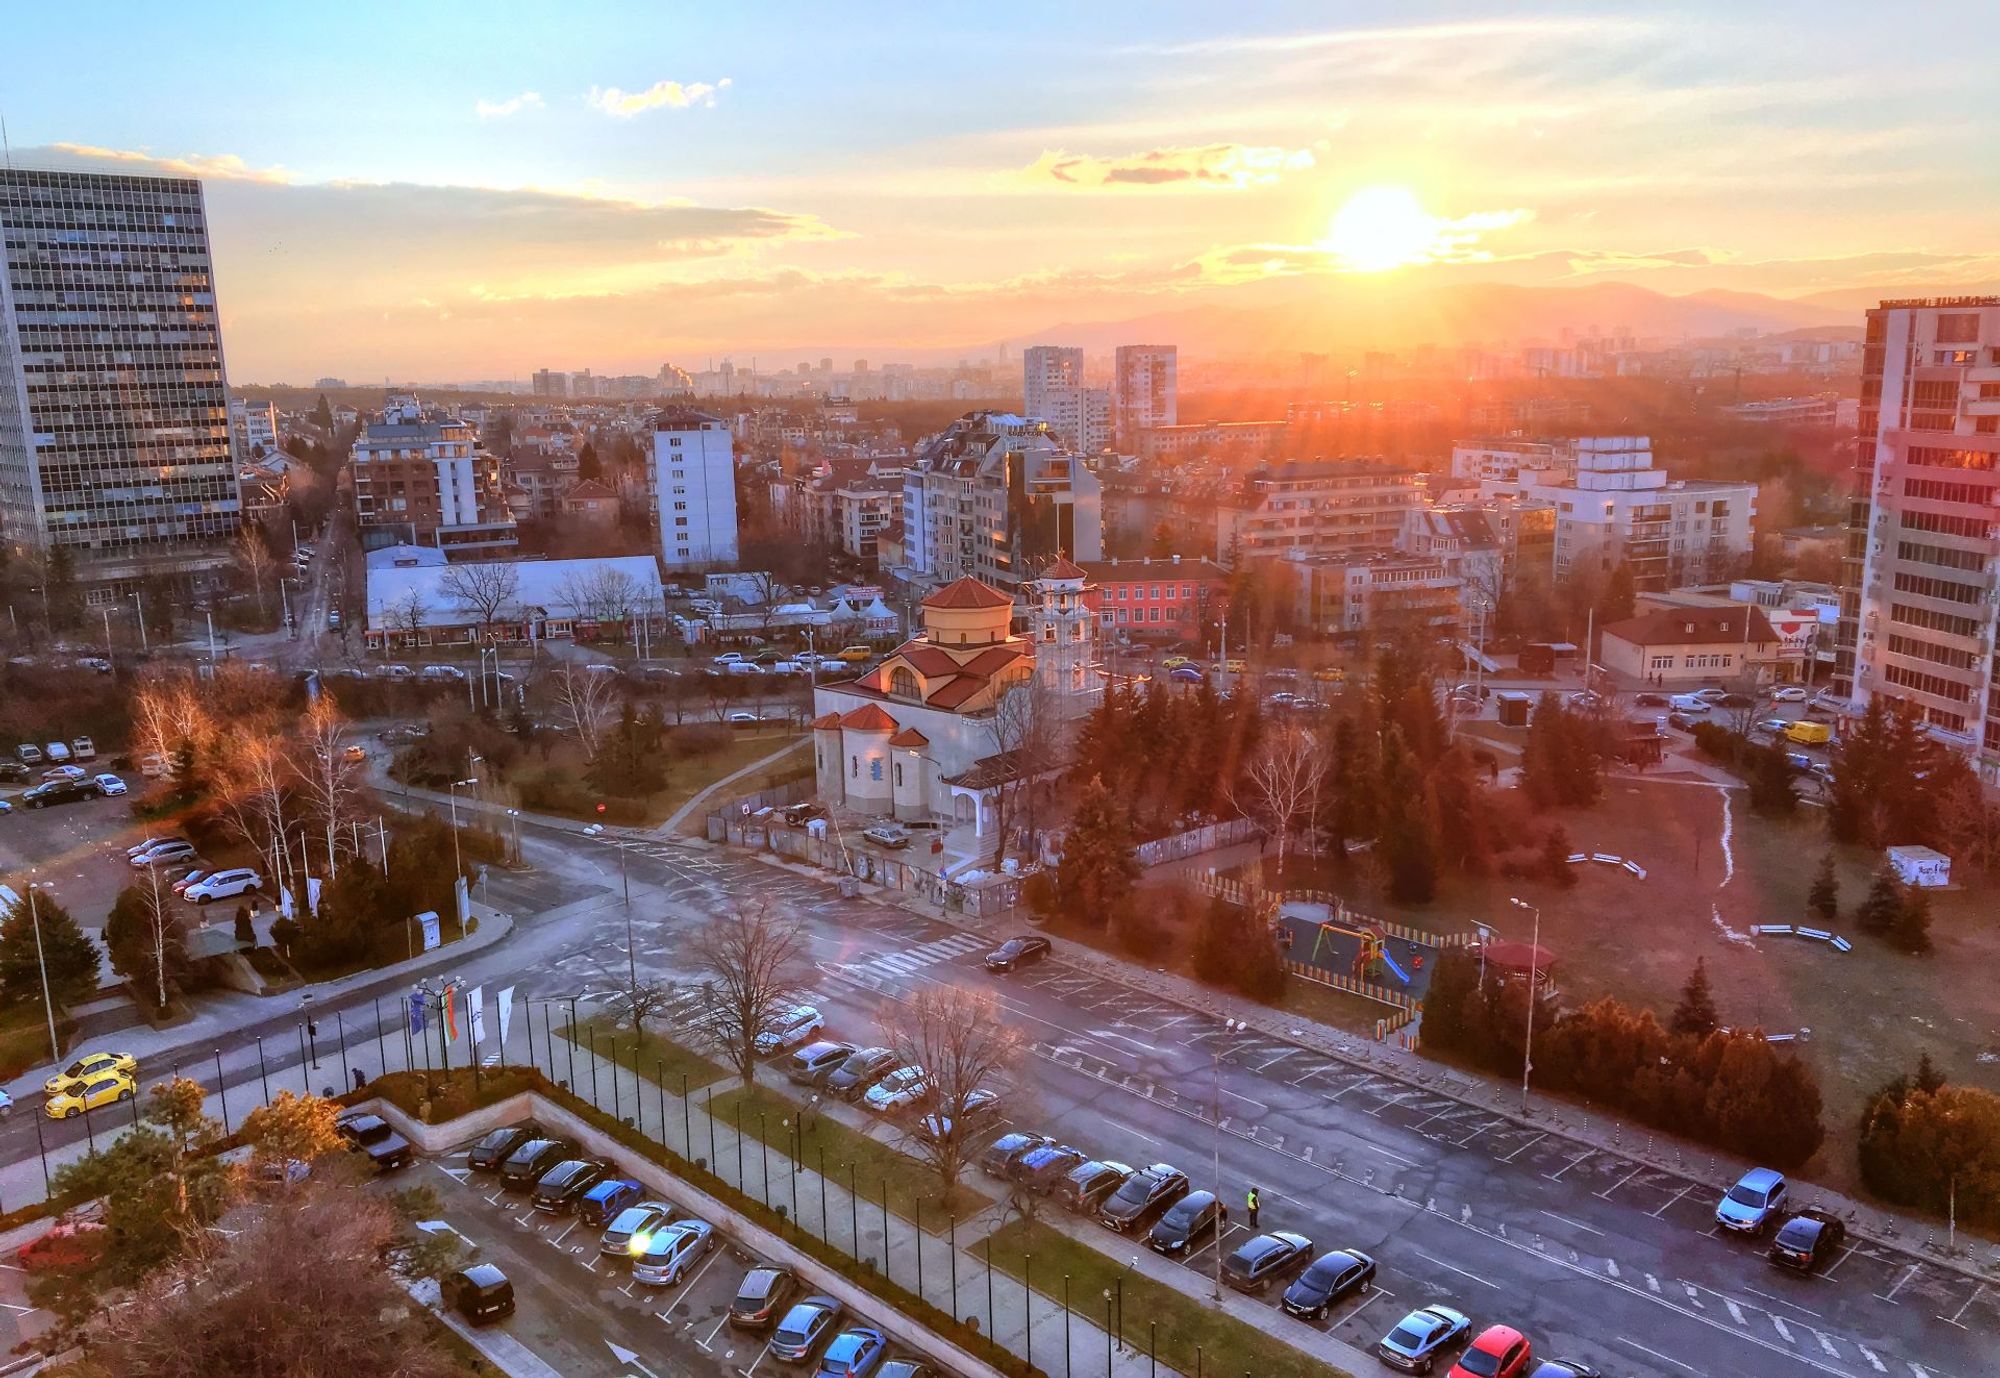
(364, 555), (663, 648)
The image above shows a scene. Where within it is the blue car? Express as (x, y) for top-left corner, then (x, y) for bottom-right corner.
(816, 1327), (887, 1378)
(578, 1177), (643, 1228)
(1167, 665), (1204, 684)
(1716, 1167), (1788, 1235)
(1376, 1304), (1470, 1373)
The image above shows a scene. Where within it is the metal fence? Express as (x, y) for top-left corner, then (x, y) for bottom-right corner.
(710, 817), (1026, 919)
(1134, 816), (1259, 867)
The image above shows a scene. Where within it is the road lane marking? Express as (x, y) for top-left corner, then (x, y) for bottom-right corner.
(1680, 1282), (1705, 1309)
(1537, 1210), (1605, 1238)
(1815, 1331), (1839, 1358)
(1618, 1339), (1700, 1374)
(1770, 1315), (1793, 1343)
(1724, 1298), (1748, 1326)
(1856, 1345), (1886, 1373)
(1645, 1273), (1661, 1294)
(1415, 1251), (1498, 1289)
(1498, 1131), (1546, 1161)
(1743, 1283), (1823, 1318)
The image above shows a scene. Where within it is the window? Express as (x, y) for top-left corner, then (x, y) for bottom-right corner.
(1937, 313), (1981, 344)
(869, 759), (883, 781)
(850, 755), (858, 778)
(890, 667), (918, 697)
(1905, 444), (1995, 471)
(1882, 663), (1973, 702)
(1896, 540), (1986, 572)
(894, 761), (903, 786)
(1888, 634), (1977, 670)
(1903, 477), (1999, 504)
(1900, 509), (1991, 539)
(1890, 602), (1982, 637)
(1893, 571), (1983, 604)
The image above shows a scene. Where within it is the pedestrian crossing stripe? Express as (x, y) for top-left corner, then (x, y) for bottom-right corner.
(838, 932), (985, 979)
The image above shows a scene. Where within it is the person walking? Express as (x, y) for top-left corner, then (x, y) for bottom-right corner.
(1247, 1185), (1260, 1229)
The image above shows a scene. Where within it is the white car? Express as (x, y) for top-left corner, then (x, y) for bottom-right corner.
(184, 868), (261, 903)
(419, 664), (466, 682)
(1668, 694), (1712, 713)
(712, 652), (745, 665)
(376, 664), (414, 681)
(726, 712), (761, 725)
(131, 840), (197, 868)
(40, 765), (87, 782)
(754, 1005), (825, 1057)
(1770, 686), (1808, 703)
(864, 1065), (930, 1113)
(1689, 688), (1729, 704)
(92, 774), (127, 797)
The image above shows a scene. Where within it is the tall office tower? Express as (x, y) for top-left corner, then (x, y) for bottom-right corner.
(1113, 344), (1177, 445)
(653, 406), (740, 570)
(1023, 345), (1093, 450)
(1835, 297), (2000, 777)
(0, 168), (240, 595)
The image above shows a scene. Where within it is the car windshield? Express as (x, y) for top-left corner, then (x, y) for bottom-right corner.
(1388, 1321), (1431, 1348)
(1111, 1176), (1154, 1205)
(997, 941), (1024, 957)
(1726, 1184), (1768, 1207)
(1776, 1219), (1817, 1245)
(1457, 1348), (1503, 1378)
(609, 1208), (651, 1233)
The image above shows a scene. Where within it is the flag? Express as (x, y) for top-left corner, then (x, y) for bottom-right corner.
(469, 987), (486, 1047)
(444, 982), (460, 1043)
(498, 986), (515, 1046)
(407, 992), (425, 1036)
(306, 876), (322, 916)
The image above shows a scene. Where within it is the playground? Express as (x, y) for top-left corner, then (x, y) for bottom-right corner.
(1273, 898), (1446, 1003)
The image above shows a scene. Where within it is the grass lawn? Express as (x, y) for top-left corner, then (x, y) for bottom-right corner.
(981, 1218), (1345, 1378)
(556, 1013), (728, 1094)
(285, 909), (472, 983)
(0, 1003), (72, 1081)
(703, 1081), (987, 1228)
(512, 728), (807, 827)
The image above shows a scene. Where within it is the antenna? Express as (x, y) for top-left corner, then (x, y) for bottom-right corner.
(2, 115), (12, 170)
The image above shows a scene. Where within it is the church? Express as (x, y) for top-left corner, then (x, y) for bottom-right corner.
(809, 561), (1098, 837)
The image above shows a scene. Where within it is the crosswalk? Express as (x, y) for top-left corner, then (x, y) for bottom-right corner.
(835, 932), (985, 981)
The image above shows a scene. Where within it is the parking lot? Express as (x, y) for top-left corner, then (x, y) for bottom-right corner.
(420, 1126), (944, 1378)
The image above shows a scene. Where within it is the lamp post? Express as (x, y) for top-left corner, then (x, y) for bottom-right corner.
(447, 777), (479, 881)
(1507, 897), (1542, 1112)
(25, 880), (61, 1066)
(1210, 1016), (1244, 1299)
(506, 808), (521, 865)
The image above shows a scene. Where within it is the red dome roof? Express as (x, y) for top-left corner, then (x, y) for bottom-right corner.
(922, 576), (1012, 610)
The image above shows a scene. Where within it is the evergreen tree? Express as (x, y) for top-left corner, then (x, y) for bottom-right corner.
(1418, 946), (1481, 1054)
(1054, 775), (1139, 931)
(1857, 865), (1902, 936)
(233, 905), (256, 949)
(1377, 727), (1438, 903)
(1807, 852), (1840, 923)
(313, 393), (335, 433)
(1190, 896), (1240, 990)
(1542, 824), (1579, 887)
(1914, 1050), (1947, 1095)
(577, 441), (601, 481)
(1670, 957), (1720, 1039)
(1601, 561), (1637, 622)
(1891, 882), (1933, 955)
(1746, 744), (1798, 817)
(0, 889), (101, 1009)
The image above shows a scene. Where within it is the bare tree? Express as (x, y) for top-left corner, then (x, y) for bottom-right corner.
(550, 661), (619, 758)
(1231, 723), (1328, 878)
(684, 900), (812, 1086)
(887, 984), (1022, 1192)
(293, 696), (363, 875)
(988, 677), (1063, 867)
(384, 588), (429, 645)
(554, 566), (642, 639)
(234, 522), (277, 619)
(436, 561), (519, 641)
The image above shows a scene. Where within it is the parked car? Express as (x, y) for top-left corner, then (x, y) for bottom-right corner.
(1770, 686), (1808, 703)
(1222, 1230), (1312, 1294)
(40, 765), (86, 782)
(755, 1005), (826, 1057)
(91, 773), (127, 797)
(1716, 1167), (1788, 1235)
(185, 868), (261, 903)
(632, 1219), (715, 1287)
(729, 1264), (799, 1329)
(15, 744), (43, 765)
(863, 1065), (930, 1113)
(600, 1201), (677, 1257)
(978, 1132), (1052, 1180)
(816, 1327), (887, 1378)
(824, 1046), (898, 1101)
(499, 1137), (575, 1190)
(1013, 1143), (1089, 1193)
(45, 1071), (135, 1119)
(1281, 1248), (1375, 1320)
(787, 1041), (857, 1086)
(1056, 1160), (1135, 1214)
(782, 803), (828, 827)
(468, 1124), (541, 1173)
(835, 645), (874, 663)
(0, 761), (26, 782)
(45, 1050), (137, 1096)
(1768, 1208), (1846, 1272)
(861, 823), (911, 849)
(1524, 1361), (1601, 1378)
(335, 1111), (412, 1172)
(1098, 1163), (1190, 1232)
(1377, 1304), (1472, 1373)
(769, 1295), (844, 1363)
(24, 777), (98, 809)
(1667, 694), (1711, 713)
(43, 741), (71, 763)
(445, 1263), (515, 1325)
(1148, 1189), (1226, 1256)
(530, 1158), (609, 1213)
(983, 935), (1052, 972)
(1634, 692), (1668, 707)
(131, 839), (197, 867)
(1167, 666), (1204, 684)
(916, 1088), (999, 1141)
(1448, 1325), (1533, 1378)
(877, 1363), (935, 1378)
(1690, 687), (1729, 703)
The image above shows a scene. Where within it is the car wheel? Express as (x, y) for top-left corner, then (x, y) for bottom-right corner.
(118, 1088), (133, 1102)
(64, 1107), (79, 1119)
(197, 894), (211, 904)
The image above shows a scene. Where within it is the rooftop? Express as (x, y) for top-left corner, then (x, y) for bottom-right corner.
(1601, 605), (1778, 648)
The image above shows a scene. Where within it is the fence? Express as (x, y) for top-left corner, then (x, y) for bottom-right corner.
(1193, 874), (1475, 951)
(1134, 816), (1259, 867)
(710, 816), (1027, 920)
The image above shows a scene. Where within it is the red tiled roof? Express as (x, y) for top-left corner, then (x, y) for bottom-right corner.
(839, 704), (899, 731)
(898, 645), (962, 676)
(1601, 606), (1777, 648)
(810, 713), (842, 730)
(922, 576), (1012, 610)
(923, 676), (985, 709)
(887, 727), (930, 748)
(1039, 556), (1086, 581)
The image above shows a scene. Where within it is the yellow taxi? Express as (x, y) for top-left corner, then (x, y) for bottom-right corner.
(836, 645), (874, 663)
(1312, 667), (1345, 683)
(1161, 655), (1192, 669)
(1223, 658), (1248, 674)
(45, 1050), (137, 1097)
(46, 1070), (137, 1120)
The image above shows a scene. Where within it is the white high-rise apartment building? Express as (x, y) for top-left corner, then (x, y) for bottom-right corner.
(1835, 297), (2000, 774)
(653, 407), (740, 570)
(1113, 344), (1177, 445)
(229, 398), (281, 457)
(0, 168), (240, 594)
(1022, 345), (1109, 452)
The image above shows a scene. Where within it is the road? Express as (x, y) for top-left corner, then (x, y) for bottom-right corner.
(13, 812), (1993, 1378)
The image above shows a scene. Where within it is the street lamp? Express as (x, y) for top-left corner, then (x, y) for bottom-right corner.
(1210, 1017), (1244, 1299)
(506, 808), (521, 865)
(448, 777), (480, 881)
(26, 879), (61, 1066)
(1507, 897), (1542, 1112)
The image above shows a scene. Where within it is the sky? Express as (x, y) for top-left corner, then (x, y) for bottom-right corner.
(8, 1), (1998, 381)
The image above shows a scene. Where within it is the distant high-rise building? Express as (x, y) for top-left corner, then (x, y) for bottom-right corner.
(351, 394), (515, 556)
(1835, 296), (2000, 773)
(1113, 344), (1177, 445)
(1022, 345), (1108, 452)
(0, 167), (240, 593)
(531, 368), (569, 397)
(653, 407), (740, 570)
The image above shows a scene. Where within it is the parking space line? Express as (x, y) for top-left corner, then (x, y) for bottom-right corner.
(1647, 1184), (1691, 1217)
(1339, 1286), (1391, 1329)
(1595, 1166), (1643, 1200)
(1939, 1282), (1984, 1328)
(1538, 1210), (1605, 1238)
(1498, 1131), (1545, 1161)
(1546, 1150), (1593, 1182)
(1454, 1118), (1499, 1146)
(1818, 1242), (1857, 1279)
(1414, 1251), (1499, 1289)
(1877, 1263), (1919, 1303)
(1620, 1339), (1700, 1374)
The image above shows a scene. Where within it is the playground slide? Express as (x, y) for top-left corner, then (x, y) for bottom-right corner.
(1377, 947), (1413, 985)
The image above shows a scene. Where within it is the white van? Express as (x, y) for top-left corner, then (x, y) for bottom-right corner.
(69, 737), (96, 762)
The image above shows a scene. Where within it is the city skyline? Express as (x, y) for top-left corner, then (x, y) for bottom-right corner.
(7, 1), (1997, 380)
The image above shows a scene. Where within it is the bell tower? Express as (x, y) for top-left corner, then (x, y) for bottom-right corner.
(1031, 556), (1099, 710)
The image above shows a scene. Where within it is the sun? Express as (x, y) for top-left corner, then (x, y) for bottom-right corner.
(1320, 186), (1441, 272)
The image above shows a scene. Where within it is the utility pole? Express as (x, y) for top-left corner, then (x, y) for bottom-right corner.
(27, 881), (61, 1066)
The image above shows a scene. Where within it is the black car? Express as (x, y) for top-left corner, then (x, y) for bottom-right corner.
(1098, 1163), (1190, 1232)
(1634, 693), (1668, 708)
(979, 1132), (1052, 1179)
(22, 777), (98, 808)
(1222, 1231), (1313, 1294)
(467, 1124), (540, 1173)
(446, 1263), (514, 1324)
(983, 935), (1052, 973)
(1281, 1249), (1375, 1319)
(499, 1137), (575, 1190)
(335, 1112), (412, 1172)
(824, 1046), (899, 1101)
(1667, 711), (1694, 731)
(729, 1265), (799, 1330)
(1768, 1209), (1847, 1273)
(768, 1295), (843, 1363)
(1013, 1143), (1089, 1193)
(1057, 1159), (1135, 1214)
(0, 762), (27, 782)
(1148, 1189), (1226, 1255)
(531, 1158), (609, 1213)
(787, 1040), (857, 1086)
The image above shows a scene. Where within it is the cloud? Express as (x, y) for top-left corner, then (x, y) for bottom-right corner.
(1026, 144), (1315, 190)
(588, 77), (732, 117)
(475, 92), (544, 119)
(1131, 15), (1658, 58)
(43, 142), (292, 184)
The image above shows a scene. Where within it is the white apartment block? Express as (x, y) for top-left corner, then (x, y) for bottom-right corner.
(229, 398), (280, 457)
(653, 406), (741, 570)
(1113, 344), (1177, 445)
(1449, 436), (1580, 484)
(1835, 296), (2000, 772)
(1199, 461), (1421, 568)
(1022, 345), (1110, 452)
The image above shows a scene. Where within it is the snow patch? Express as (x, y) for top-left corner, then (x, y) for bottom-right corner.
(1710, 905), (1755, 947)
(1714, 784), (1736, 887)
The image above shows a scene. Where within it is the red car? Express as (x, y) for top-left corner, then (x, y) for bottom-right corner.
(1448, 1325), (1532, 1378)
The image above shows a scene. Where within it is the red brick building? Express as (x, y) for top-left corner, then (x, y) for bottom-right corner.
(1077, 556), (1228, 639)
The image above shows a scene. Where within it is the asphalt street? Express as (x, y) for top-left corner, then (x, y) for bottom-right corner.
(12, 810), (1994, 1378)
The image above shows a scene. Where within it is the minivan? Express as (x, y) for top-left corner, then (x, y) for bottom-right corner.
(447, 1264), (515, 1324)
